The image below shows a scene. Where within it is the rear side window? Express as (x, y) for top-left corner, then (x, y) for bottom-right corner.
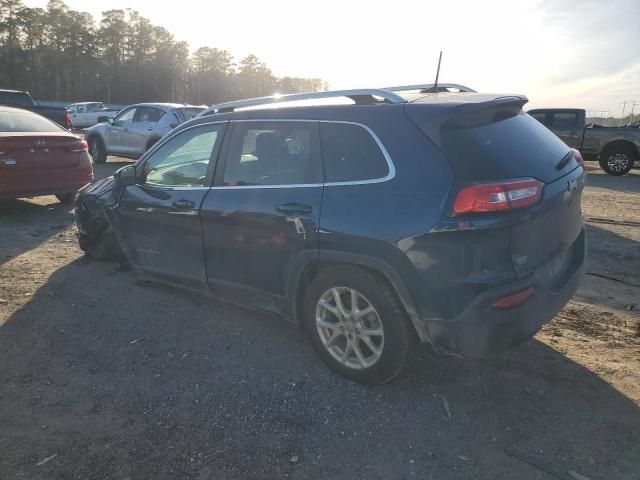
(321, 123), (389, 183)
(136, 107), (164, 123)
(551, 112), (578, 130)
(222, 121), (322, 186)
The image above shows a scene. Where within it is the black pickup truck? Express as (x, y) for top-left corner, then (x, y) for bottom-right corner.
(529, 108), (640, 176)
(0, 89), (71, 129)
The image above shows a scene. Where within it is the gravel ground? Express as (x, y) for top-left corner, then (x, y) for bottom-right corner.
(0, 161), (638, 480)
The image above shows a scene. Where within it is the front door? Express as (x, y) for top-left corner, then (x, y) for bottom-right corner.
(550, 111), (581, 149)
(116, 122), (226, 290)
(200, 120), (323, 312)
(105, 106), (138, 155)
(128, 106), (166, 156)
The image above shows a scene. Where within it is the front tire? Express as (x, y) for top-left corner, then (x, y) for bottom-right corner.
(79, 225), (121, 261)
(599, 147), (634, 176)
(88, 137), (107, 164)
(303, 266), (413, 384)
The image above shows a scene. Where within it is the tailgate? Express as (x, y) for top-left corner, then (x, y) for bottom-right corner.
(510, 166), (585, 279)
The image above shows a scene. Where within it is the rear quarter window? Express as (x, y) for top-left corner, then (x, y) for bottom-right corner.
(320, 123), (389, 183)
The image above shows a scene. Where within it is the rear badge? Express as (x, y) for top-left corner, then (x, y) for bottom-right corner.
(567, 178), (578, 192)
(3, 159), (16, 165)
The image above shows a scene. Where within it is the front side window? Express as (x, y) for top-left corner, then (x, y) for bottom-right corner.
(321, 123), (389, 183)
(143, 124), (223, 187)
(67, 105), (77, 114)
(114, 107), (137, 125)
(77, 105), (85, 114)
(222, 121), (321, 186)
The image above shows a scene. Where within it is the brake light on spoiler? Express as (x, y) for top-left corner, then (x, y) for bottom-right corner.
(453, 178), (543, 215)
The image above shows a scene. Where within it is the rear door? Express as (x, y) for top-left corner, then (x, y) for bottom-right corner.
(200, 120), (323, 312)
(549, 111), (582, 149)
(116, 122), (226, 290)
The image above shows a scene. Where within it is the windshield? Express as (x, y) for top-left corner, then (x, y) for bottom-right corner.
(0, 110), (64, 132)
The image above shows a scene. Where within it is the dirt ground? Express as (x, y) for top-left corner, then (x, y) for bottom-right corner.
(0, 161), (638, 480)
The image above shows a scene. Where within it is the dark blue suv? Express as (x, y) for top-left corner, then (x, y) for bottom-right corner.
(75, 85), (586, 384)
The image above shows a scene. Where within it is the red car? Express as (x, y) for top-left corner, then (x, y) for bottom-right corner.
(0, 106), (93, 203)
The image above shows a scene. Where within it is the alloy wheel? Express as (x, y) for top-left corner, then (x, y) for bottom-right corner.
(315, 287), (384, 370)
(607, 153), (630, 173)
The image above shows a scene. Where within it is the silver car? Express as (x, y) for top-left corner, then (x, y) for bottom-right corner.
(85, 103), (204, 163)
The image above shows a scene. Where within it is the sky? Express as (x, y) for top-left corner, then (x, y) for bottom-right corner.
(25, 0), (640, 116)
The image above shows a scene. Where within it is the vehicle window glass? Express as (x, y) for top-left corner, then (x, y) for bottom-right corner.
(178, 108), (205, 121)
(529, 112), (549, 125)
(67, 105), (77, 114)
(143, 125), (221, 187)
(77, 105), (85, 114)
(552, 113), (578, 130)
(136, 107), (165, 123)
(87, 103), (101, 112)
(0, 111), (64, 132)
(321, 123), (389, 183)
(115, 107), (137, 124)
(222, 121), (321, 186)
(0, 92), (32, 107)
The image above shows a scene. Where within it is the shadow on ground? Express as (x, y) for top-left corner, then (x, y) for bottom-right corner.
(0, 256), (638, 480)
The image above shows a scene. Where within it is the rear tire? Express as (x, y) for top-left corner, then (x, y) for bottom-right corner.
(56, 193), (75, 203)
(599, 147), (635, 176)
(88, 137), (107, 164)
(303, 265), (413, 384)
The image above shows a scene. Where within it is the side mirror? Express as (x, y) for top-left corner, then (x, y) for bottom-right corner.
(98, 116), (109, 124)
(169, 123), (178, 129)
(115, 164), (136, 187)
(108, 117), (115, 125)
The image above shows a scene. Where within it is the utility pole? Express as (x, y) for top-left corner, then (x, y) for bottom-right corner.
(629, 101), (639, 122)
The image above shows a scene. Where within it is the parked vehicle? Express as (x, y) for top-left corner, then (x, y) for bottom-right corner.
(529, 108), (640, 175)
(0, 106), (93, 202)
(84, 103), (205, 163)
(0, 89), (71, 129)
(67, 102), (119, 128)
(75, 85), (586, 383)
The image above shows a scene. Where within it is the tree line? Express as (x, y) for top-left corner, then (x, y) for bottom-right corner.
(0, 0), (328, 105)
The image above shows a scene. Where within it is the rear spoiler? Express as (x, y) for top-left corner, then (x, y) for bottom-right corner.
(406, 95), (528, 148)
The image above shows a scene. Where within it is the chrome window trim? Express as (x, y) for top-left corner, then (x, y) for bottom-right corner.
(211, 119), (396, 190)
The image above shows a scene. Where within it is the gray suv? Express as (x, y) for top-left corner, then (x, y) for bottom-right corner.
(85, 103), (204, 163)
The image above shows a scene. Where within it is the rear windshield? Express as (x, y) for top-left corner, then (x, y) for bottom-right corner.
(0, 92), (32, 107)
(177, 108), (205, 121)
(439, 111), (575, 183)
(0, 111), (64, 132)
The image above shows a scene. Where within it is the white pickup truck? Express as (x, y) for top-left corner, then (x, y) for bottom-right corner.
(67, 102), (120, 128)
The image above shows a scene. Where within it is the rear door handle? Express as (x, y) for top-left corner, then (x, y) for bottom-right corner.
(277, 203), (312, 215)
(173, 199), (195, 209)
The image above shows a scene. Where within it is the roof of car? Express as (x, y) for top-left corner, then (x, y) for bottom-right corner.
(131, 103), (202, 109)
(0, 89), (28, 94)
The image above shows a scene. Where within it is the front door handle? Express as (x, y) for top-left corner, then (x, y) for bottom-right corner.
(277, 203), (312, 215)
(173, 199), (195, 209)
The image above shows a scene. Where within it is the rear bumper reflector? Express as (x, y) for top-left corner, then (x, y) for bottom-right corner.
(491, 286), (536, 310)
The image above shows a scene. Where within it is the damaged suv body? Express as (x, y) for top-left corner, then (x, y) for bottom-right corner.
(75, 85), (586, 383)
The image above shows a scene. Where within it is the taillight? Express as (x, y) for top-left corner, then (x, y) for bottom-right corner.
(453, 178), (543, 215)
(571, 148), (584, 166)
(66, 140), (88, 153)
(65, 110), (72, 129)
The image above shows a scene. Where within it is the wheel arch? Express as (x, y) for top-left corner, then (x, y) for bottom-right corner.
(285, 251), (429, 343)
(599, 139), (639, 159)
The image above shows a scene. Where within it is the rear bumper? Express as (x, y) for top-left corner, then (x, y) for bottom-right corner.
(424, 228), (586, 357)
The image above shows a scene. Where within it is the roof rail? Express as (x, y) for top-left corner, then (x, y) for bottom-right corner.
(385, 83), (476, 93)
(200, 83), (476, 115)
(202, 88), (407, 115)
